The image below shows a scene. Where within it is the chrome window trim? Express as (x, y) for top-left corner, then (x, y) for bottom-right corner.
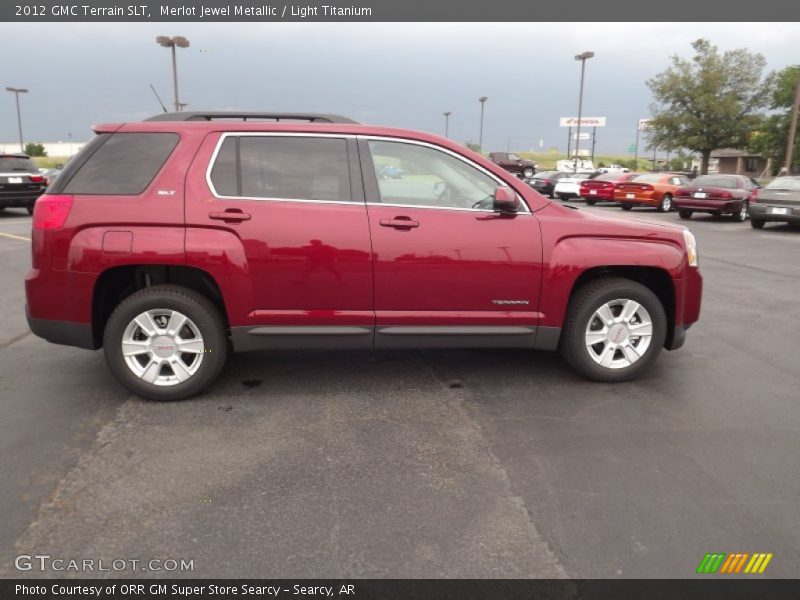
(205, 131), (363, 205)
(361, 135), (531, 214)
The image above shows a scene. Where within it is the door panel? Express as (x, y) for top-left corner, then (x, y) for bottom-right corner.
(185, 133), (373, 335)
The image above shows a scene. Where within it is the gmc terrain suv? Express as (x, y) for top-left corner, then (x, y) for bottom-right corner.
(26, 112), (703, 401)
(1, 153), (47, 214)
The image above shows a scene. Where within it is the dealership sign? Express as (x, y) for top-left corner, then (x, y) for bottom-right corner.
(638, 118), (653, 130)
(560, 117), (606, 127)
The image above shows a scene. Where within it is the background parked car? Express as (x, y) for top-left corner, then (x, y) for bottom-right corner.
(580, 171), (641, 205)
(378, 164), (405, 179)
(673, 174), (758, 222)
(488, 152), (538, 178)
(0, 153), (47, 215)
(524, 171), (572, 198)
(749, 176), (800, 229)
(554, 171), (601, 201)
(614, 172), (690, 212)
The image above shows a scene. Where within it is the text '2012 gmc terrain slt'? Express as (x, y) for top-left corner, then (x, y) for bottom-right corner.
(26, 112), (703, 401)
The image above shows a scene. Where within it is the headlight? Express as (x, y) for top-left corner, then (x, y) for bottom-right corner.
(683, 228), (698, 267)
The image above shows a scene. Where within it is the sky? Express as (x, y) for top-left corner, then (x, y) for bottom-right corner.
(1, 22), (799, 155)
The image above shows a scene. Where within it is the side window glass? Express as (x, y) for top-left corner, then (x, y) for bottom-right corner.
(368, 140), (499, 210)
(209, 136), (350, 202)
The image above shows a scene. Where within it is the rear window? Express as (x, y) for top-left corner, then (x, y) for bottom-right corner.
(765, 177), (800, 191)
(209, 135), (351, 202)
(692, 175), (740, 189)
(60, 132), (179, 195)
(631, 173), (665, 184)
(0, 156), (36, 173)
(596, 172), (628, 182)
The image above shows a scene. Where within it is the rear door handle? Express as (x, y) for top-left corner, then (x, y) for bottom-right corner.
(379, 216), (419, 229)
(209, 209), (251, 222)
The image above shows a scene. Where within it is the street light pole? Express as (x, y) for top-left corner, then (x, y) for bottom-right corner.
(478, 96), (488, 152)
(5, 86), (28, 152)
(156, 36), (190, 112)
(573, 51), (594, 173)
(443, 111), (451, 138)
(784, 68), (800, 175)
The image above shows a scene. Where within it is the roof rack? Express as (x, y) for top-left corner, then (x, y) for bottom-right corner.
(145, 111), (360, 124)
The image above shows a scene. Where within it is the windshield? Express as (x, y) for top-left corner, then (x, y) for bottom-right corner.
(765, 177), (800, 191)
(509, 153), (521, 161)
(692, 175), (740, 189)
(0, 156), (36, 173)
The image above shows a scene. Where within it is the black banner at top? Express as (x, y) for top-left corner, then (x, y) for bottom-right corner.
(1, 0), (798, 22)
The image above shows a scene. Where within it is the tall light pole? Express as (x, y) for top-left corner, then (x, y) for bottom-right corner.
(156, 36), (190, 112)
(443, 111), (451, 138)
(784, 68), (800, 175)
(573, 51), (594, 173)
(5, 87), (28, 152)
(478, 96), (488, 153)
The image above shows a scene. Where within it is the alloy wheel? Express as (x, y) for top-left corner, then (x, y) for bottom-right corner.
(585, 299), (653, 369)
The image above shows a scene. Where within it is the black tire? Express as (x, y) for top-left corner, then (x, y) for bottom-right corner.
(26, 205), (34, 215)
(522, 166), (535, 178)
(621, 203), (633, 211)
(731, 200), (749, 222)
(678, 210), (693, 220)
(561, 278), (667, 382)
(549, 189), (559, 199)
(750, 218), (765, 229)
(657, 194), (673, 213)
(585, 198), (597, 206)
(103, 285), (228, 401)
(557, 194), (567, 201)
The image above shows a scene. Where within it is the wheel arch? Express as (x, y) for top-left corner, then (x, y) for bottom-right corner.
(92, 265), (228, 348)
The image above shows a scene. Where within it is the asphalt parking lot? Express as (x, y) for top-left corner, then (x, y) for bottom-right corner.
(1, 202), (798, 579)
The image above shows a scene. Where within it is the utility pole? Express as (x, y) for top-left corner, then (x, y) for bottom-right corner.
(478, 97), (488, 152)
(443, 111), (451, 138)
(591, 126), (597, 163)
(573, 51), (594, 173)
(785, 68), (800, 175)
(634, 120), (640, 169)
(5, 87), (28, 152)
(566, 126), (572, 159)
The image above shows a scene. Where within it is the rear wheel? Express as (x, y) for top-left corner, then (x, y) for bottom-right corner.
(678, 210), (693, 220)
(103, 285), (228, 401)
(561, 278), (667, 382)
(522, 166), (535, 178)
(732, 200), (749, 222)
(621, 203), (633, 211)
(657, 194), (673, 212)
(750, 218), (765, 229)
(26, 205), (34, 215)
(585, 198), (597, 206)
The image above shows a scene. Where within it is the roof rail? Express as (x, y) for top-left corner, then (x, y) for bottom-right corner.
(144, 111), (360, 124)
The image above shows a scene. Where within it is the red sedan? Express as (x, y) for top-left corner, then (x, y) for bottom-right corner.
(673, 174), (759, 222)
(580, 172), (641, 205)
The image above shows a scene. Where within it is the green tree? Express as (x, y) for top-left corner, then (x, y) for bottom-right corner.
(24, 142), (47, 157)
(750, 65), (800, 175)
(646, 39), (773, 174)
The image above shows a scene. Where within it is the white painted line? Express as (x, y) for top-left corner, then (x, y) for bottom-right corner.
(0, 219), (32, 227)
(0, 231), (31, 242)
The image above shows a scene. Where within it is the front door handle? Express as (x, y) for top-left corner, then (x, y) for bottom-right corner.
(379, 216), (419, 229)
(209, 209), (251, 223)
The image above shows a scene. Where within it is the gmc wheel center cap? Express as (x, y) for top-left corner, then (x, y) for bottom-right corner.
(152, 335), (176, 358)
(608, 324), (630, 344)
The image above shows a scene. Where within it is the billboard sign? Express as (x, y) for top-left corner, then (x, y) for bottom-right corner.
(560, 116), (606, 127)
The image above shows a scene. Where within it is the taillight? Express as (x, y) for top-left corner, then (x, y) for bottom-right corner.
(719, 191), (732, 199)
(29, 175), (44, 183)
(33, 194), (74, 230)
(543, 179), (552, 185)
(676, 187), (689, 197)
(750, 189), (759, 203)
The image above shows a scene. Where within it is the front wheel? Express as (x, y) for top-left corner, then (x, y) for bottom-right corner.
(678, 209), (693, 220)
(561, 278), (667, 382)
(522, 166), (535, 178)
(103, 285), (228, 401)
(658, 194), (673, 212)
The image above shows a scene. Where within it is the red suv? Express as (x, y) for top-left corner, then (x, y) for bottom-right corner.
(26, 112), (703, 400)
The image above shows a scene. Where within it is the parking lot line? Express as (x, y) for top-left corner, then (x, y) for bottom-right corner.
(0, 232), (31, 242)
(0, 219), (32, 227)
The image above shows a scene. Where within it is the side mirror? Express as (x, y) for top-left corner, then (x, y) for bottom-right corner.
(55, 164), (64, 170)
(493, 186), (520, 213)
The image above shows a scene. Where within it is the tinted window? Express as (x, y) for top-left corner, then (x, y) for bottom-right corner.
(211, 136), (350, 202)
(632, 173), (666, 184)
(369, 140), (500, 210)
(209, 137), (238, 196)
(692, 175), (740, 189)
(0, 156), (37, 172)
(63, 133), (179, 195)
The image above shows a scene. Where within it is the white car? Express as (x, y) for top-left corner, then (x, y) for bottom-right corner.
(598, 163), (630, 174)
(553, 171), (597, 200)
(556, 159), (595, 172)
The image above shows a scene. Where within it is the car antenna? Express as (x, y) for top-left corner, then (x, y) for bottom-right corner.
(149, 84), (168, 113)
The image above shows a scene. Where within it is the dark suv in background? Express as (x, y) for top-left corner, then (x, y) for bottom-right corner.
(0, 153), (47, 214)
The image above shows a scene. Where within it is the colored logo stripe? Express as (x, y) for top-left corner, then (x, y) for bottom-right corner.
(744, 553), (773, 574)
(720, 553), (749, 573)
(697, 552), (773, 574)
(697, 553), (726, 573)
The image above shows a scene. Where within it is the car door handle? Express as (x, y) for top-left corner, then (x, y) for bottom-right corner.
(379, 217), (419, 229)
(209, 209), (251, 222)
